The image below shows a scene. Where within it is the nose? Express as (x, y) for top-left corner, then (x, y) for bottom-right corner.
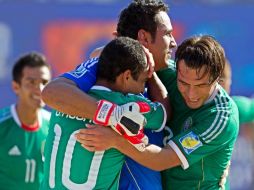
(170, 35), (177, 48)
(187, 86), (198, 100)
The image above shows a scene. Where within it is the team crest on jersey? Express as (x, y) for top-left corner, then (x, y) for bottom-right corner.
(179, 131), (202, 155)
(182, 117), (193, 131)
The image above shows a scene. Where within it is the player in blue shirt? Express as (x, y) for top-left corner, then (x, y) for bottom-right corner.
(42, 1), (176, 189)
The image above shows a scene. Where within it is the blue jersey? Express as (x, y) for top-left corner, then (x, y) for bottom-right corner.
(62, 58), (163, 190)
(61, 57), (98, 92)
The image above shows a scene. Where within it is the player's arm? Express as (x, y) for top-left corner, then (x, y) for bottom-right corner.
(147, 72), (171, 119)
(76, 125), (181, 171)
(89, 46), (104, 58)
(114, 136), (180, 171)
(41, 77), (97, 119)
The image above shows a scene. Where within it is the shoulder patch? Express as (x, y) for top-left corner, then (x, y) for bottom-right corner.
(179, 131), (202, 155)
(68, 58), (98, 78)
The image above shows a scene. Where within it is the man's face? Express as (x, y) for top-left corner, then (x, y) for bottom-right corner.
(12, 66), (51, 110)
(177, 60), (218, 109)
(147, 11), (177, 71)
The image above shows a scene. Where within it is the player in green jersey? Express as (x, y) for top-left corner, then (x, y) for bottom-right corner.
(40, 37), (167, 190)
(0, 52), (51, 190)
(219, 60), (254, 124)
(76, 35), (239, 190)
(219, 59), (254, 189)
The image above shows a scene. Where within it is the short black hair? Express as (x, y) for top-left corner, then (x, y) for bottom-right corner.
(12, 52), (50, 83)
(117, 0), (168, 41)
(97, 37), (147, 82)
(175, 35), (226, 83)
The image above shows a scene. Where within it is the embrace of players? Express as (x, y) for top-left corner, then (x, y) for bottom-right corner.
(40, 37), (167, 189)
(76, 35), (240, 190)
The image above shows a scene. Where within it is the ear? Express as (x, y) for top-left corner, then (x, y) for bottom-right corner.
(12, 81), (20, 95)
(122, 70), (132, 82)
(123, 69), (132, 81)
(115, 70), (132, 93)
(112, 31), (118, 38)
(120, 70), (132, 93)
(137, 29), (152, 47)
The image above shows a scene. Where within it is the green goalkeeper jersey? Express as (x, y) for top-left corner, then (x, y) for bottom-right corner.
(41, 85), (166, 190)
(0, 104), (50, 190)
(157, 63), (239, 190)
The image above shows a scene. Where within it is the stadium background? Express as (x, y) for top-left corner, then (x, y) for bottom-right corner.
(0, 0), (253, 189)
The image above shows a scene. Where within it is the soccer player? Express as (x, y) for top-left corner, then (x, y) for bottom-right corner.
(40, 37), (167, 189)
(42, 1), (176, 189)
(76, 35), (239, 190)
(219, 60), (254, 189)
(0, 52), (51, 189)
(219, 60), (254, 124)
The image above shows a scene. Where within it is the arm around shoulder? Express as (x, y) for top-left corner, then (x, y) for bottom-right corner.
(41, 77), (97, 119)
(76, 125), (181, 171)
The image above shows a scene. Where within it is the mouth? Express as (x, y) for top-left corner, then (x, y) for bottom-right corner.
(186, 99), (199, 105)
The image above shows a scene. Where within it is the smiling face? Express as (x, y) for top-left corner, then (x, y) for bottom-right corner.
(12, 66), (51, 110)
(177, 60), (218, 109)
(146, 11), (177, 71)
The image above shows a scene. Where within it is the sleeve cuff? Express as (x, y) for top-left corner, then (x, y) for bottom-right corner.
(168, 140), (189, 169)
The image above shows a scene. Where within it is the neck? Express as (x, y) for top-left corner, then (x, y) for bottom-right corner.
(16, 102), (39, 125)
(205, 82), (219, 104)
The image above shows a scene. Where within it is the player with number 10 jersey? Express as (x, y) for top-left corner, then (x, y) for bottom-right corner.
(41, 86), (166, 190)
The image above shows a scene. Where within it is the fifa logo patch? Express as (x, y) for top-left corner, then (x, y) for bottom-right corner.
(179, 131), (202, 155)
(183, 117), (192, 131)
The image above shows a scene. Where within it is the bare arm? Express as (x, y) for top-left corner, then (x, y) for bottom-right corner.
(115, 137), (181, 171)
(147, 72), (172, 119)
(41, 77), (97, 119)
(76, 125), (181, 171)
(89, 46), (104, 58)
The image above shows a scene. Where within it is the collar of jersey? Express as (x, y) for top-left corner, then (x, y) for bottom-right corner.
(204, 83), (220, 105)
(91, 85), (112, 92)
(11, 104), (42, 128)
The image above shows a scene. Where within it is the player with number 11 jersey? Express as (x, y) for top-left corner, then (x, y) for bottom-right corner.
(0, 105), (50, 190)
